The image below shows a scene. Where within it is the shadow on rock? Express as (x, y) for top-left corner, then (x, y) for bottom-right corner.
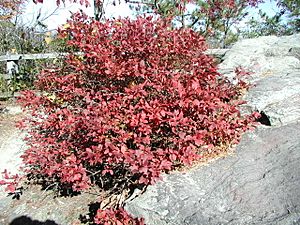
(10, 216), (58, 225)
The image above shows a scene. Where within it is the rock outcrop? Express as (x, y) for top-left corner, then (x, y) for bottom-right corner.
(219, 34), (300, 126)
(125, 34), (300, 225)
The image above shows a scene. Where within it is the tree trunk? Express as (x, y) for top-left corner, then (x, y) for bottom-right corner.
(94, 0), (104, 21)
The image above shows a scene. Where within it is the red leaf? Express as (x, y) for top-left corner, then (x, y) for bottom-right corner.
(6, 184), (16, 193)
(193, 99), (200, 106)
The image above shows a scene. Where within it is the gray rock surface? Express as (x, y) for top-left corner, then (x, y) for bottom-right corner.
(125, 34), (300, 225)
(219, 34), (300, 126)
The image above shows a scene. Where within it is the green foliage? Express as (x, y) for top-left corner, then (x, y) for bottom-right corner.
(0, 20), (51, 54)
(241, 9), (292, 38)
(241, 1), (300, 38)
(278, 0), (300, 32)
(0, 77), (9, 94)
(0, 54), (63, 95)
(0, 18), (65, 94)
(0, 59), (49, 94)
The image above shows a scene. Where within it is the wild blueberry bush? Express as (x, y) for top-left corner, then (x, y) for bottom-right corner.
(15, 13), (259, 224)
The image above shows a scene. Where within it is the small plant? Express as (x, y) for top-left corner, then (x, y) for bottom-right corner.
(0, 76), (9, 93)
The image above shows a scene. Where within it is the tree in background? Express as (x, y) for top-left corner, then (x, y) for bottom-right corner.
(241, 0), (299, 38)
(32, 0), (266, 48)
(127, 0), (262, 48)
(28, 0), (300, 47)
(0, 0), (65, 93)
(0, 0), (57, 55)
(127, 0), (299, 41)
(241, 9), (289, 38)
(277, 0), (299, 32)
(33, 0), (104, 20)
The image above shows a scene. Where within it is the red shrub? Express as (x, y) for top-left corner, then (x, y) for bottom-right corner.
(18, 13), (257, 192)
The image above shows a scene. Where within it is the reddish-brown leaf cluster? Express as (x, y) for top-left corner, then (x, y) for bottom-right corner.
(94, 208), (145, 225)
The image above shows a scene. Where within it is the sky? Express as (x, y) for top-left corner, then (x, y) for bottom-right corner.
(19, 0), (281, 31)
(248, 1), (283, 20)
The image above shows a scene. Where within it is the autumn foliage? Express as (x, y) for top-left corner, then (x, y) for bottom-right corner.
(15, 13), (258, 224)
(0, 0), (25, 20)
(18, 12), (256, 189)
